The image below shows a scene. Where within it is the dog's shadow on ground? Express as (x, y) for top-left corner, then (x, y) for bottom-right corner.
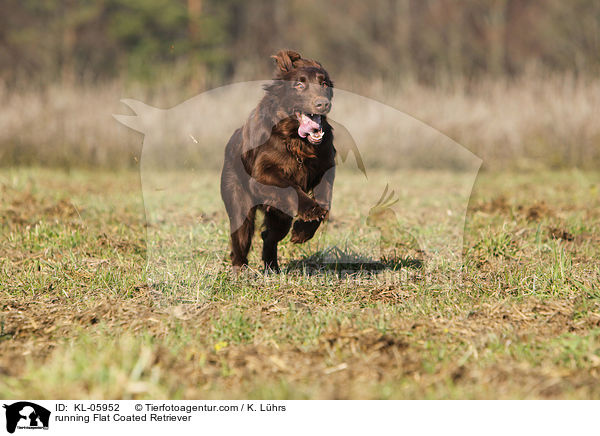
(285, 246), (423, 276)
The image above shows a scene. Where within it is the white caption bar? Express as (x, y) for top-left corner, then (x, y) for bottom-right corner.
(0, 400), (596, 436)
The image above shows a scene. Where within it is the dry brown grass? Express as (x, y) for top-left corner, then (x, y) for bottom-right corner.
(1, 74), (599, 169)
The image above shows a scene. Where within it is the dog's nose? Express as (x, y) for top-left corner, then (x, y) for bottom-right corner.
(313, 97), (331, 113)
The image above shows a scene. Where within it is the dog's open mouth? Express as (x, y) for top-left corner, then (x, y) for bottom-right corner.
(296, 112), (324, 144)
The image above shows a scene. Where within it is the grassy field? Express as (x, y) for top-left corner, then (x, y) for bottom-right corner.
(1, 167), (599, 399)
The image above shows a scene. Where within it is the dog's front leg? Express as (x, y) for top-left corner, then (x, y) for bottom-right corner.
(248, 173), (328, 221)
(291, 166), (335, 243)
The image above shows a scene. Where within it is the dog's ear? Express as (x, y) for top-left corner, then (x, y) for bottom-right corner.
(242, 107), (272, 153)
(270, 49), (302, 73)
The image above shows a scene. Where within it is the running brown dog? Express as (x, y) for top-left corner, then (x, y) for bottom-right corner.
(220, 49), (336, 272)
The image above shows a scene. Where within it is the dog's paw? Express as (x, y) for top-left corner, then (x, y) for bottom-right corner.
(290, 229), (308, 244)
(291, 219), (321, 243)
(290, 227), (309, 244)
(298, 204), (329, 222)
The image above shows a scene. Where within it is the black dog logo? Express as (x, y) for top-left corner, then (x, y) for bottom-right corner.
(3, 402), (50, 433)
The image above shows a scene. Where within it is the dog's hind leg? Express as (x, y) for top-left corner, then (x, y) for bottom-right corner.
(230, 207), (257, 271)
(261, 208), (293, 273)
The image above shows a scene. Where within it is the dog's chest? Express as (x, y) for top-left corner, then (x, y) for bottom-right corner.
(291, 157), (326, 192)
(283, 157), (310, 189)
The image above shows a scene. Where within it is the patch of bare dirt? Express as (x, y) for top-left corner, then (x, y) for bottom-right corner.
(98, 233), (145, 255)
(520, 201), (553, 221)
(473, 195), (511, 214)
(472, 195), (559, 222)
(548, 227), (575, 241)
(1, 190), (83, 227)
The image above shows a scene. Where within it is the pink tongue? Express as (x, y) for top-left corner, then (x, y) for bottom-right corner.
(297, 114), (321, 138)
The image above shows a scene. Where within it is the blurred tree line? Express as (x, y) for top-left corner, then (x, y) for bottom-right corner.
(2, 0), (600, 88)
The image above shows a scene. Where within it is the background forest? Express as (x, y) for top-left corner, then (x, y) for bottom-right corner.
(1, 0), (600, 169)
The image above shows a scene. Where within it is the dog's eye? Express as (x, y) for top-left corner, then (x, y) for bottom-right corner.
(294, 81), (305, 90)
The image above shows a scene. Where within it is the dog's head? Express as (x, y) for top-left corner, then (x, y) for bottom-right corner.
(265, 50), (333, 145)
